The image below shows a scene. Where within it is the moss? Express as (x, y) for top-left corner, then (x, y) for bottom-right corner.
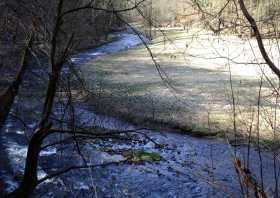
(122, 150), (162, 163)
(105, 149), (163, 163)
(133, 151), (162, 162)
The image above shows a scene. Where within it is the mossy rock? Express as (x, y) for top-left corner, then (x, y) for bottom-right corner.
(133, 150), (162, 162)
(123, 150), (162, 163)
(105, 149), (163, 163)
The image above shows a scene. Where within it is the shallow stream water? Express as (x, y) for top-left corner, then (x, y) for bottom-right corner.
(0, 32), (277, 197)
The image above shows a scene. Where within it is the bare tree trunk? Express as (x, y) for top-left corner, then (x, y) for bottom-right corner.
(3, 0), (141, 197)
(6, 68), (60, 197)
(7, 126), (49, 198)
(0, 33), (33, 129)
(238, 0), (280, 79)
(7, 1), (65, 197)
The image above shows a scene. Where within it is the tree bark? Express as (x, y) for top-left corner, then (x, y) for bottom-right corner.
(7, 1), (65, 196)
(6, 126), (49, 198)
(6, 69), (60, 198)
(0, 33), (33, 129)
(238, 0), (280, 79)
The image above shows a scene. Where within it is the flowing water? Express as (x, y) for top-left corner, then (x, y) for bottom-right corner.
(0, 32), (277, 197)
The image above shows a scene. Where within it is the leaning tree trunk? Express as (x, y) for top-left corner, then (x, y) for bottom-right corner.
(7, 1), (65, 196)
(6, 69), (60, 198)
(6, 126), (49, 198)
(0, 33), (33, 129)
(238, 0), (280, 79)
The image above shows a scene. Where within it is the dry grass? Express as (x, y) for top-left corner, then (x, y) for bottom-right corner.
(80, 28), (280, 144)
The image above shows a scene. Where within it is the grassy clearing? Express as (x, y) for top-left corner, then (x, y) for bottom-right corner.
(81, 28), (280, 144)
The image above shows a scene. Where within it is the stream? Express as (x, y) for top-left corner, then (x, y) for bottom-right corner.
(0, 32), (277, 197)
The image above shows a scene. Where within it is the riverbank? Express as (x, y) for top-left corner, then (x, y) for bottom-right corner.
(0, 30), (279, 197)
(80, 28), (280, 147)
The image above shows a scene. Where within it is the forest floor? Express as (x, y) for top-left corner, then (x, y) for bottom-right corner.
(81, 28), (280, 147)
